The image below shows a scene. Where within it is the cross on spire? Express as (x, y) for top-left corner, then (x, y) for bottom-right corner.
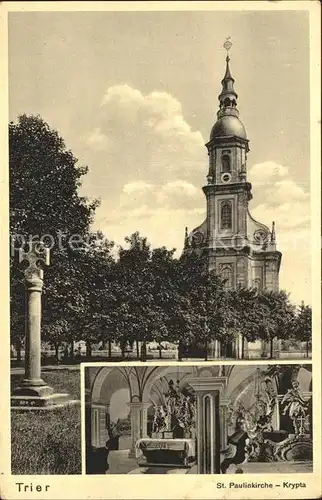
(223, 37), (233, 59)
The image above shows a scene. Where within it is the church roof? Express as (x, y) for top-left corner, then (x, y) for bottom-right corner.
(210, 114), (247, 140)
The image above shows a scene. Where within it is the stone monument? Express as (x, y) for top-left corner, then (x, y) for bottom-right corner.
(11, 241), (72, 410)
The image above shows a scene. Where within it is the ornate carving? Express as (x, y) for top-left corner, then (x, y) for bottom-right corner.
(281, 381), (311, 436)
(19, 241), (50, 281)
(190, 230), (204, 247)
(274, 434), (312, 462)
(227, 371), (278, 462)
(152, 380), (196, 439)
(254, 229), (268, 245)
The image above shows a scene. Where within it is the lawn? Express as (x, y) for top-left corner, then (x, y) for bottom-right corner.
(11, 370), (81, 475)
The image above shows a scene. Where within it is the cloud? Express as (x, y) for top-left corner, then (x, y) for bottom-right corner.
(122, 181), (154, 195)
(248, 161), (310, 230)
(81, 85), (311, 304)
(248, 161), (289, 186)
(85, 84), (206, 190)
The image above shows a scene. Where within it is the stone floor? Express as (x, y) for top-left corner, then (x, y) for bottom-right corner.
(106, 450), (138, 474)
(105, 451), (313, 475)
(234, 460), (313, 474)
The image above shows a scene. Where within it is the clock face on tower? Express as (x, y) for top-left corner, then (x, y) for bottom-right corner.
(221, 172), (232, 183)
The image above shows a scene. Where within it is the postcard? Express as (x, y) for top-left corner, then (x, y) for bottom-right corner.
(0, 2), (320, 499)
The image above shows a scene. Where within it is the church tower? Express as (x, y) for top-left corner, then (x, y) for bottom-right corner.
(186, 41), (282, 357)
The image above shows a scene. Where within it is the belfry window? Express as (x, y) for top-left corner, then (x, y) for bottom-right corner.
(221, 154), (231, 173)
(221, 265), (233, 290)
(221, 202), (232, 230)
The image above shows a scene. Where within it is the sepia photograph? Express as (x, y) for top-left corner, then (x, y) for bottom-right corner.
(2, 3), (320, 499)
(84, 363), (313, 475)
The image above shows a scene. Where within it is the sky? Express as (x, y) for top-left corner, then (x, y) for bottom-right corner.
(8, 9), (312, 304)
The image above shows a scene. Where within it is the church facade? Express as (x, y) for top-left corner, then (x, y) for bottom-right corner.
(185, 49), (282, 358)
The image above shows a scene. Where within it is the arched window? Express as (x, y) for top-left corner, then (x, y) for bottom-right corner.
(221, 265), (233, 290)
(221, 202), (232, 230)
(221, 154), (231, 173)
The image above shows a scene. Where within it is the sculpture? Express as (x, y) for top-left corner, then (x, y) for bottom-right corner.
(152, 380), (196, 438)
(281, 380), (310, 435)
(227, 372), (277, 462)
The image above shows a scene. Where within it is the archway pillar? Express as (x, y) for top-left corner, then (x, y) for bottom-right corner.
(127, 402), (150, 458)
(187, 377), (226, 474)
(90, 402), (109, 448)
(220, 399), (230, 450)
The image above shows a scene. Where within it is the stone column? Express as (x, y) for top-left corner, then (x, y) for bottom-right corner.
(11, 242), (70, 409)
(128, 402), (150, 458)
(187, 377), (226, 474)
(13, 243), (52, 397)
(220, 399), (230, 450)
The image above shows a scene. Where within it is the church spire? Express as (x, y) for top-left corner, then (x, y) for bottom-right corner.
(271, 221), (276, 243)
(184, 226), (190, 249)
(218, 38), (239, 119)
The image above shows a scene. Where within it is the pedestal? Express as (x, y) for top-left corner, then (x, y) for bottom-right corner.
(128, 402), (149, 458)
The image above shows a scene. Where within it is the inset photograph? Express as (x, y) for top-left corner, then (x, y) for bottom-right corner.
(84, 364), (313, 475)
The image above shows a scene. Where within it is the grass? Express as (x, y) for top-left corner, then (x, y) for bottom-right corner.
(11, 370), (81, 475)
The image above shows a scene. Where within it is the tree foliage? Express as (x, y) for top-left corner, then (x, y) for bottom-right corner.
(10, 115), (311, 362)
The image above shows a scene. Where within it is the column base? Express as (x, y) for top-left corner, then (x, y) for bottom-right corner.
(13, 380), (54, 398)
(11, 391), (77, 411)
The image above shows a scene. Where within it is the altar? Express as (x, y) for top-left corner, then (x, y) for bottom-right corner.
(136, 438), (196, 467)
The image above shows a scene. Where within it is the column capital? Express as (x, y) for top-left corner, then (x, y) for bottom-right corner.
(187, 376), (227, 394)
(25, 275), (44, 292)
(220, 399), (231, 407)
(127, 401), (150, 409)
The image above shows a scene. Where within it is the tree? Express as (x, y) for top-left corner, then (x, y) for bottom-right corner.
(108, 233), (173, 361)
(291, 302), (312, 358)
(255, 290), (295, 359)
(228, 287), (261, 359)
(10, 114), (101, 357)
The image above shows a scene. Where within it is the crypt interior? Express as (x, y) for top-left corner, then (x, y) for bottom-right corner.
(85, 364), (312, 474)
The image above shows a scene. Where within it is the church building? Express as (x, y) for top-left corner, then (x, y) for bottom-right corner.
(185, 43), (282, 358)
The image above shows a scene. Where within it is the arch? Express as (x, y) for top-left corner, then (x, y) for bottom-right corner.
(91, 367), (115, 402)
(220, 202), (232, 230)
(220, 265), (233, 290)
(142, 365), (198, 402)
(221, 154), (231, 173)
(90, 366), (141, 405)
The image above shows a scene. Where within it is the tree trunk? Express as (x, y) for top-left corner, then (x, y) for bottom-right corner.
(121, 343), (125, 358)
(141, 342), (147, 362)
(16, 338), (22, 362)
(108, 340), (112, 358)
(178, 341), (183, 361)
(241, 335), (245, 360)
(70, 339), (74, 359)
(159, 346), (162, 359)
(204, 340), (208, 361)
(86, 341), (92, 357)
(55, 343), (60, 365)
(270, 338), (274, 359)
(136, 339), (140, 359)
(306, 340), (309, 358)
